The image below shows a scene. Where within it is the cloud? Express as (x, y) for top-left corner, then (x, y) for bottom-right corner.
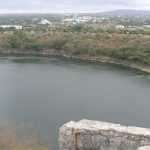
(0, 0), (149, 13)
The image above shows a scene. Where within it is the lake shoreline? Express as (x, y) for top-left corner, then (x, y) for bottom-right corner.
(0, 50), (150, 74)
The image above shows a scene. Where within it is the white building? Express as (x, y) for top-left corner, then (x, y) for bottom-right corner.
(39, 19), (52, 25)
(116, 25), (125, 29)
(0, 25), (22, 30)
(143, 25), (150, 29)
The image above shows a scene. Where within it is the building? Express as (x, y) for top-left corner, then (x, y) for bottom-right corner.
(116, 25), (125, 29)
(143, 25), (150, 29)
(0, 25), (22, 30)
(39, 19), (52, 25)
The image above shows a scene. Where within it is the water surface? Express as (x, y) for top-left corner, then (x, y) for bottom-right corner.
(0, 56), (150, 149)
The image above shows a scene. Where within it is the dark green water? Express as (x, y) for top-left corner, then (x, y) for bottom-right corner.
(0, 56), (150, 149)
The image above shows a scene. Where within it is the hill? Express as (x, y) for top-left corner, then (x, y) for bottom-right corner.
(103, 9), (150, 15)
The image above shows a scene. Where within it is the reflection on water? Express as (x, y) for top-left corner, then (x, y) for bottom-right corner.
(0, 56), (150, 149)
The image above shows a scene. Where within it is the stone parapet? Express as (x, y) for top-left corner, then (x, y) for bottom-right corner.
(59, 120), (150, 150)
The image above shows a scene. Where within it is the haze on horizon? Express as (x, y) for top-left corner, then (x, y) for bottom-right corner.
(0, 0), (150, 14)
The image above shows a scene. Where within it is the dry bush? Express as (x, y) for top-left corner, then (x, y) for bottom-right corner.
(0, 120), (50, 149)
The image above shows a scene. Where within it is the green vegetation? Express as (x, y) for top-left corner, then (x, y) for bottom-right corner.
(6, 31), (44, 51)
(1, 29), (150, 66)
(0, 13), (150, 68)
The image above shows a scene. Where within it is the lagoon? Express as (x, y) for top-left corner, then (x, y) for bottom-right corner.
(0, 56), (150, 149)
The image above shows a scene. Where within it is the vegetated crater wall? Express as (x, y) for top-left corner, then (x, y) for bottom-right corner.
(59, 120), (150, 150)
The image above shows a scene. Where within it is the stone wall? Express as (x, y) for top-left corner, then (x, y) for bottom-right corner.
(59, 120), (150, 150)
(137, 146), (150, 150)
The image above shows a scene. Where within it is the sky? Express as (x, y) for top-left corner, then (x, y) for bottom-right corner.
(0, 0), (150, 13)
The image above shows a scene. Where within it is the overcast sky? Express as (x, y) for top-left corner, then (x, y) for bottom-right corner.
(0, 0), (150, 13)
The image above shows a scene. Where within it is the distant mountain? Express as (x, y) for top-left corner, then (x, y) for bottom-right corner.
(103, 10), (150, 15)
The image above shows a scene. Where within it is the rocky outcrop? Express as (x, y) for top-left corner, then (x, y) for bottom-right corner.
(59, 120), (150, 150)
